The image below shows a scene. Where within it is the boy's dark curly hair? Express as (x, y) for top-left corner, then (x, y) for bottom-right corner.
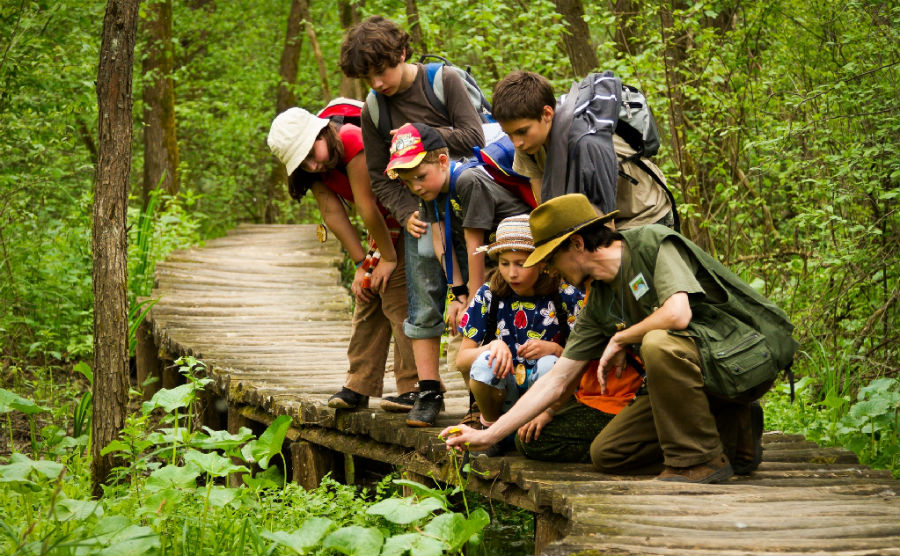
(339, 16), (411, 78)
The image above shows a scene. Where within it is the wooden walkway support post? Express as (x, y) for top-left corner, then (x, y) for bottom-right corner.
(292, 440), (337, 490)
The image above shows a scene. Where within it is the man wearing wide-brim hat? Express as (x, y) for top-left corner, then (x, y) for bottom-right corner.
(442, 193), (797, 483)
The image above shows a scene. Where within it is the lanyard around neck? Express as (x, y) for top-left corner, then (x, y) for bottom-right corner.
(433, 161), (458, 282)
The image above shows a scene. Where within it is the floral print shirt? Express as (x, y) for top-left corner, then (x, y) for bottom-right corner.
(458, 282), (585, 369)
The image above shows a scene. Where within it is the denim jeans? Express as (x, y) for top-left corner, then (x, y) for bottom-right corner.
(402, 227), (468, 339)
(469, 352), (557, 414)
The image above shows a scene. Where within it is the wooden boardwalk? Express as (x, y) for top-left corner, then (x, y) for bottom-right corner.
(139, 224), (900, 556)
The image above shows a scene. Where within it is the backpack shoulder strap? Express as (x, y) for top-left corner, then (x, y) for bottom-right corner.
(630, 157), (681, 233)
(422, 62), (450, 120)
(365, 89), (393, 141)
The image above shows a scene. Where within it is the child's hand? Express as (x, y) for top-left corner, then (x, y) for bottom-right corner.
(369, 259), (396, 293)
(406, 211), (427, 239)
(517, 339), (562, 360)
(351, 267), (373, 303)
(487, 340), (514, 378)
(447, 295), (467, 336)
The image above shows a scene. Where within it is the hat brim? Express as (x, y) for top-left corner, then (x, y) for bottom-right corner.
(523, 211), (617, 268)
(283, 117), (329, 176)
(385, 151), (427, 179)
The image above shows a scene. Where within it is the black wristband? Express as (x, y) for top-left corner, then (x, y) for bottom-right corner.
(450, 285), (468, 298)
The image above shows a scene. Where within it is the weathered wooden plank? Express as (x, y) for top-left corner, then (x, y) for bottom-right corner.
(146, 225), (900, 556)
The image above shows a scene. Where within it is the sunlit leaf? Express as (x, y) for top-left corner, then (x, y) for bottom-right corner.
(380, 532), (445, 556)
(366, 497), (443, 525)
(322, 526), (383, 556)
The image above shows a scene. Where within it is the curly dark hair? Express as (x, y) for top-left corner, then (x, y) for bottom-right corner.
(339, 16), (411, 78)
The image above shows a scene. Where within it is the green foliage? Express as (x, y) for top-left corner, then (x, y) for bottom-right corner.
(764, 375), (900, 476)
(0, 362), (490, 556)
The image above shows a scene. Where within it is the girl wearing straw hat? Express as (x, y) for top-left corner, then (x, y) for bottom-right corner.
(454, 215), (584, 452)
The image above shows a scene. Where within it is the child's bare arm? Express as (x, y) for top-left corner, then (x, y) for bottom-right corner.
(464, 228), (486, 296)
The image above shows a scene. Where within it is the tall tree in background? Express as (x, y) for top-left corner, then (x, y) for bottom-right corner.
(406, 0), (426, 54)
(300, 0), (332, 102)
(141, 0), (179, 206)
(265, 0), (306, 223)
(92, 0), (140, 497)
(338, 1), (363, 99)
(553, 0), (599, 76)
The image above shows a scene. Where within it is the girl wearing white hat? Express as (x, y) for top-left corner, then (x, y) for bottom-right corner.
(268, 106), (418, 412)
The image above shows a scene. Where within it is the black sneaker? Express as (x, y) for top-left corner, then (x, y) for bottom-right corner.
(405, 391), (444, 427)
(328, 387), (369, 409)
(380, 391), (418, 412)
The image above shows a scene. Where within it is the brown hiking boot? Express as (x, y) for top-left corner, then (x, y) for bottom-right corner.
(460, 400), (484, 430)
(656, 453), (734, 484)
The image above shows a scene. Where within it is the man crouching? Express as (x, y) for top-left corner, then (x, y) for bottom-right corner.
(441, 193), (797, 483)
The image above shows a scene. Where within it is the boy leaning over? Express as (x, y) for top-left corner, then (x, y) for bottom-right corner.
(339, 16), (485, 426)
(493, 70), (673, 229)
(386, 123), (531, 414)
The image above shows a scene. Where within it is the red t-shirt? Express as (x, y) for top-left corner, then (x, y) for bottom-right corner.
(321, 125), (400, 229)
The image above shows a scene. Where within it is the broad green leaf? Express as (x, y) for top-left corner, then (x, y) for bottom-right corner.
(89, 516), (159, 555)
(145, 464), (200, 491)
(390, 479), (449, 508)
(242, 414), (291, 469)
(0, 388), (49, 415)
(207, 486), (242, 508)
(849, 399), (891, 419)
(73, 361), (93, 386)
(184, 449), (249, 477)
(54, 497), (104, 521)
(142, 383), (196, 414)
(322, 526), (383, 556)
(423, 508), (490, 553)
(192, 426), (254, 450)
(145, 487), (184, 513)
(366, 497), (443, 525)
(380, 533), (444, 556)
(262, 517), (334, 554)
(0, 453), (64, 481)
(243, 465), (282, 490)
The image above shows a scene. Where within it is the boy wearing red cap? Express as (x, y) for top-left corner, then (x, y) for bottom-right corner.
(386, 123), (531, 425)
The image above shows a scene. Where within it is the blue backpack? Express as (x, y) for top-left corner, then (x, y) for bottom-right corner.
(365, 54), (493, 141)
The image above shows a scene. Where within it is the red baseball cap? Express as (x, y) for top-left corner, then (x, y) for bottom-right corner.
(385, 123), (447, 179)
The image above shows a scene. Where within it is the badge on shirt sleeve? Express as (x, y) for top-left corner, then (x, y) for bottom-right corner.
(629, 273), (649, 300)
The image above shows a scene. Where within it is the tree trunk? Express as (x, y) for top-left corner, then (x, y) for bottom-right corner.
(338, 1), (363, 99)
(553, 0), (599, 77)
(299, 0), (332, 102)
(265, 0), (306, 224)
(141, 0), (179, 206)
(92, 0), (140, 497)
(405, 0), (426, 54)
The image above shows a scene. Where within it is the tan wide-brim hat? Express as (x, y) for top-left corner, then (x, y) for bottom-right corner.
(267, 107), (330, 176)
(524, 194), (618, 267)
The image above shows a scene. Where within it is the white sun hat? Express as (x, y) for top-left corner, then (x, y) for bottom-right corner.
(267, 107), (330, 176)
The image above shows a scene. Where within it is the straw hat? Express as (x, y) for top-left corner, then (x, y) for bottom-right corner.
(524, 194), (617, 267)
(474, 214), (534, 257)
(267, 107), (330, 176)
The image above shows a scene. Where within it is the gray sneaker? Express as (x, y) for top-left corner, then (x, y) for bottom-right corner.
(380, 391), (418, 412)
(405, 391), (444, 427)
